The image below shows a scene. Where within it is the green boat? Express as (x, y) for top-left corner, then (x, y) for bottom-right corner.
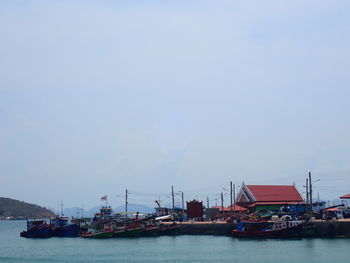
(81, 230), (114, 238)
(141, 225), (160, 236)
(80, 226), (114, 238)
(113, 225), (144, 237)
(159, 223), (181, 235)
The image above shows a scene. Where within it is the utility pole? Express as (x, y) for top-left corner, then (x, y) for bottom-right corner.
(171, 186), (175, 212)
(309, 172), (313, 214)
(306, 178), (309, 206)
(181, 191), (184, 218)
(233, 183), (236, 216)
(125, 189), (128, 217)
(230, 181), (233, 215)
(221, 192), (224, 211)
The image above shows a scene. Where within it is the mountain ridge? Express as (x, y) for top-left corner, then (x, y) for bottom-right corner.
(0, 197), (55, 218)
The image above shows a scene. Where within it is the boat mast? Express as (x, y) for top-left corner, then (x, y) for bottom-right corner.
(125, 189), (128, 218)
(60, 201), (64, 217)
(172, 186), (175, 221)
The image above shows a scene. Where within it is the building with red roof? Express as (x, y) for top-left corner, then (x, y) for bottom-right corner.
(236, 183), (305, 213)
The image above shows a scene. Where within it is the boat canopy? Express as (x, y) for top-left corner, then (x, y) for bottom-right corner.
(155, 215), (173, 221)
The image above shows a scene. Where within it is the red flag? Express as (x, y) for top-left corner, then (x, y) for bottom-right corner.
(101, 195), (107, 201)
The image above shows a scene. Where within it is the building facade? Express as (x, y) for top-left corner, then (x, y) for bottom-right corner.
(236, 183), (305, 214)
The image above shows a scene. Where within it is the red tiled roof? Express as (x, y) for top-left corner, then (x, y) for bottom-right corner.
(340, 194), (350, 199)
(254, 201), (304, 206)
(246, 185), (303, 202)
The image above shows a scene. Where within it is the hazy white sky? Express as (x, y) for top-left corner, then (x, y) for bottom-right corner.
(0, 0), (349, 210)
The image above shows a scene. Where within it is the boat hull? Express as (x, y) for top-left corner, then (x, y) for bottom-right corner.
(20, 224), (53, 238)
(142, 226), (160, 236)
(81, 231), (114, 238)
(159, 224), (181, 235)
(233, 225), (302, 238)
(54, 224), (80, 237)
(113, 227), (144, 237)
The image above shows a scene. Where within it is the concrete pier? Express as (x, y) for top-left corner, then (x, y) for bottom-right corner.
(178, 222), (234, 235)
(175, 220), (350, 237)
(312, 220), (350, 237)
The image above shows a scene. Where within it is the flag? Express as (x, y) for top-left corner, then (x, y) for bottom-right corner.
(101, 195), (107, 201)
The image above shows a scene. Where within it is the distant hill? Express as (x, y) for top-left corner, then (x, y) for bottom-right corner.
(62, 203), (155, 217)
(114, 203), (155, 214)
(0, 197), (55, 218)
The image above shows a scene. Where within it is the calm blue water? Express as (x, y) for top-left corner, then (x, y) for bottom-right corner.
(1, 220), (350, 263)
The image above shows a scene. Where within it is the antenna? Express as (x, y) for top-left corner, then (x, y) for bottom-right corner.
(60, 201), (64, 217)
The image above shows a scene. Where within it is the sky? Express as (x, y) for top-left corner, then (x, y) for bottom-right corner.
(0, 0), (349, 211)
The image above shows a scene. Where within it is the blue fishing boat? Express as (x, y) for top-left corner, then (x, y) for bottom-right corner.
(233, 217), (302, 238)
(51, 217), (80, 237)
(20, 219), (54, 238)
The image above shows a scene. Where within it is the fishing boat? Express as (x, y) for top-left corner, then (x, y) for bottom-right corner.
(159, 222), (181, 235)
(51, 217), (80, 237)
(233, 218), (302, 238)
(80, 230), (114, 238)
(113, 222), (144, 237)
(80, 225), (114, 238)
(142, 224), (160, 236)
(20, 219), (54, 238)
(154, 215), (181, 235)
(136, 216), (160, 236)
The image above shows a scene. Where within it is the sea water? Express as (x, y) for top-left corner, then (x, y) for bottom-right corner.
(1, 220), (349, 263)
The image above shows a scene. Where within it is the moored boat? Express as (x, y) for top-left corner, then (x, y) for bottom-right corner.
(80, 230), (114, 238)
(80, 223), (114, 238)
(20, 219), (54, 238)
(159, 222), (181, 235)
(51, 217), (80, 237)
(233, 219), (302, 238)
(141, 224), (160, 236)
(113, 223), (144, 237)
(80, 225), (114, 238)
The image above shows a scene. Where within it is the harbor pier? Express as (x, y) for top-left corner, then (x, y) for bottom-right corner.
(178, 222), (234, 235)
(312, 220), (350, 237)
(174, 220), (350, 237)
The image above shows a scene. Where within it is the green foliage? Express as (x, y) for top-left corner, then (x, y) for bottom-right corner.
(0, 197), (55, 218)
